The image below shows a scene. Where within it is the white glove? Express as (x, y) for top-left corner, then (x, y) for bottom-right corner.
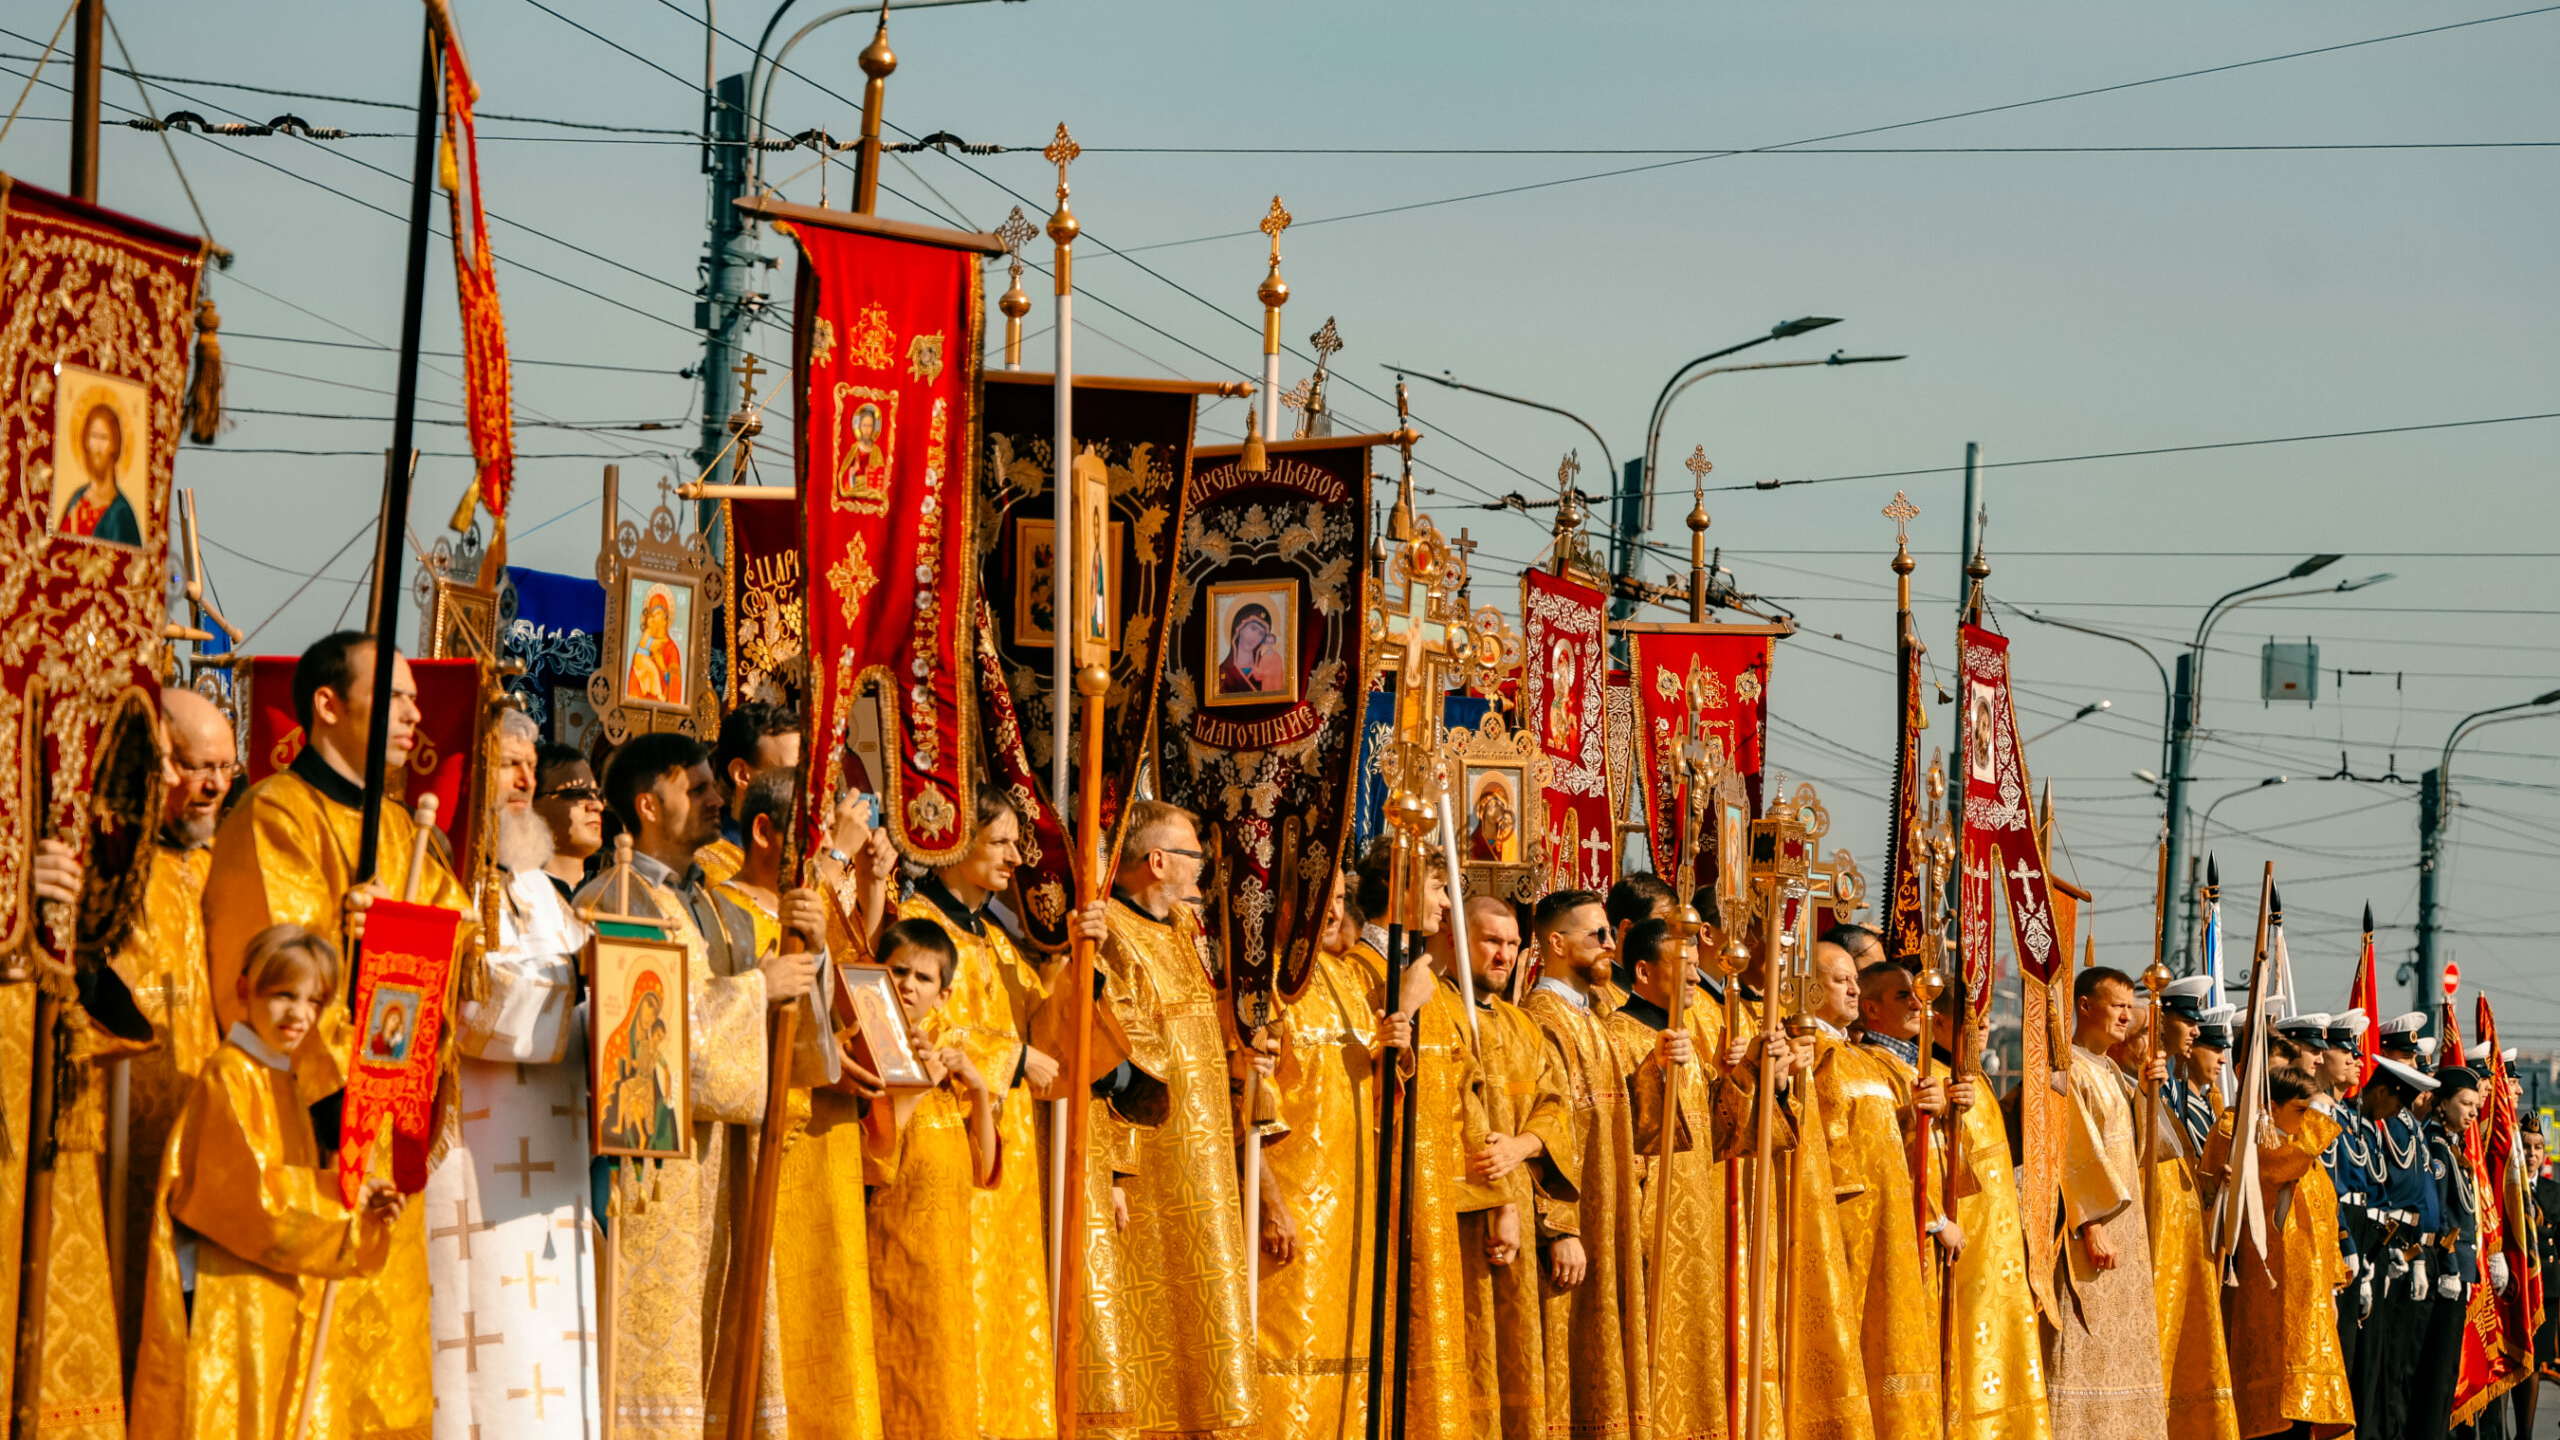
(2358, 1273), (2374, 1319)
(2412, 1255), (2429, 1294)
(2342, 1252), (2361, 1280)
(2438, 1270), (2464, 1301)
(2490, 1253), (2512, 1294)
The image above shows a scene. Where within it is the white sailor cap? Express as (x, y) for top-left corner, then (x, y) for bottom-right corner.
(2324, 1012), (2370, 1045)
(2372, 1056), (2440, 1094)
(2198, 1004), (2237, 1026)
(2468, 1041), (2491, 1064)
(2161, 975), (2215, 1019)
(2275, 1013), (2334, 1049)
(2378, 1011), (2429, 1041)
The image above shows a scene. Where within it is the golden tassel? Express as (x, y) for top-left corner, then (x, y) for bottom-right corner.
(439, 130), (460, 193)
(1239, 404), (1267, 473)
(184, 296), (224, 444)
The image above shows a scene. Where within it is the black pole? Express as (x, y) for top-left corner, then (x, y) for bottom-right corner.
(1364, 923), (1404, 1440)
(356, 18), (443, 886)
(66, 0), (99, 200)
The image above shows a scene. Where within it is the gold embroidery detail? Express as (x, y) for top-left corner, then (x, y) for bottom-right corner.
(848, 302), (896, 369)
(809, 316), (835, 368)
(827, 537), (878, 628)
(905, 790), (957, 837)
(907, 332), (944, 384)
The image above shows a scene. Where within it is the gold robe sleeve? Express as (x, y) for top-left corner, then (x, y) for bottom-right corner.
(2060, 1050), (2140, 1234)
(170, 1048), (391, 1281)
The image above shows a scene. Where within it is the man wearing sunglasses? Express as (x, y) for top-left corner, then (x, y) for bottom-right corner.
(530, 743), (606, 901)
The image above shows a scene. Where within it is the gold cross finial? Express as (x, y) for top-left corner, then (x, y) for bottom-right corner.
(1260, 196), (1292, 257)
(1044, 124), (1079, 200)
(995, 206), (1037, 259)
(1683, 445), (1713, 489)
(1309, 316), (1342, 365)
(1883, 489), (1920, 543)
(1558, 450), (1581, 497)
(732, 352), (765, 403)
(1280, 376), (1315, 419)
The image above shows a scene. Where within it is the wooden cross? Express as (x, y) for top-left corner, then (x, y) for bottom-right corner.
(494, 1136), (555, 1199)
(501, 1252), (556, 1310)
(437, 1310), (505, 1372)
(431, 1200), (493, 1261)
(507, 1364), (566, 1421)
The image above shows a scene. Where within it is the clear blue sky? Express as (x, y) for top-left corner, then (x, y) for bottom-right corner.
(5, 0), (2554, 1041)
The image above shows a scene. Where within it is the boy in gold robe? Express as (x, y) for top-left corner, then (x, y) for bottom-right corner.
(131, 925), (404, 1440)
(865, 918), (1005, 1440)
(1453, 895), (1576, 1440)
(2048, 968), (2165, 1440)
(1258, 875), (1384, 1440)
(581, 733), (813, 1439)
(2203, 1066), (2355, 1439)
(202, 631), (471, 1440)
(894, 784), (1058, 1440)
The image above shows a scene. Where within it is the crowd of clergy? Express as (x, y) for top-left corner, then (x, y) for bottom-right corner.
(19, 626), (2549, 1440)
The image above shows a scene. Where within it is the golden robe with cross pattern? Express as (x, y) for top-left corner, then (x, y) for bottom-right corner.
(2205, 1109), (2352, 1440)
(1826, 1040), (1943, 1440)
(1460, 990), (1578, 1440)
(570, 870), (773, 1439)
(109, 839), (224, 1369)
(129, 1034), (397, 1440)
(1399, 977), (1508, 1440)
(1943, 1075), (2050, 1440)
(2143, 1101), (2235, 1440)
(1524, 983), (1653, 1440)
(865, 1024), (1000, 1440)
(714, 878), (884, 1440)
(202, 764), (472, 1440)
(2047, 1048), (2163, 1440)
(1258, 942), (1385, 1440)
(1603, 990), (1756, 1440)
(26, 975), (155, 1440)
(895, 889), (1056, 1440)
(1097, 897), (1259, 1439)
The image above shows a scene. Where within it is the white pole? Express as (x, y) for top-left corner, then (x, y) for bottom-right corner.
(1261, 350), (1281, 448)
(1433, 782), (1481, 1047)
(1047, 278), (1075, 1339)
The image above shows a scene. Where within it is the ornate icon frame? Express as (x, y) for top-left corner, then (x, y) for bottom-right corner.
(1441, 708), (1550, 904)
(587, 467), (722, 744)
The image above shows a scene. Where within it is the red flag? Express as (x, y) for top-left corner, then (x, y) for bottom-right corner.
(2455, 996), (2535, 1423)
(2347, 907), (2380, 1093)
(437, 18), (517, 519)
(338, 895), (465, 1203)
(786, 221), (985, 865)
(1520, 569), (1614, 892)
(1626, 628), (1772, 886)
(241, 655), (489, 871)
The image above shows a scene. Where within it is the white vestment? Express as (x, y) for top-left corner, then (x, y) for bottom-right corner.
(426, 868), (603, 1440)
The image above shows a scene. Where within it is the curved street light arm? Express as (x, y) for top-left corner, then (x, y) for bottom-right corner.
(2006, 603), (2172, 776)
(1639, 354), (1904, 518)
(2443, 696), (2560, 784)
(744, 0), (809, 186)
(1388, 366), (1614, 484)
(753, 6), (868, 194)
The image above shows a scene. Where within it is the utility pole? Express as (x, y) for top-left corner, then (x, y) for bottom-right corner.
(697, 72), (764, 502)
(2165, 650), (2197, 971)
(2415, 765), (2443, 1013)
(68, 0), (101, 199)
(1610, 457), (1643, 619)
(1956, 441), (1982, 617)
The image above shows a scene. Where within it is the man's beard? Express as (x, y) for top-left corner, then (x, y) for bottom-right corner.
(494, 808), (558, 875)
(164, 810), (218, 850)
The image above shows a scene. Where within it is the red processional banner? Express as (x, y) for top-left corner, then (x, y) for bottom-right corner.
(1626, 628), (1770, 890)
(0, 178), (207, 964)
(722, 492), (802, 707)
(2455, 996), (2537, 1424)
(1881, 610), (1930, 963)
(241, 655), (489, 866)
(2347, 919), (2381, 1094)
(1157, 437), (1373, 1010)
(785, 222), (984, 865)
(1520, 569), (1614, 893)
(337, 895), (465, 1204)
(437, 19), (516, 519)
(970, 594), (1077, 950)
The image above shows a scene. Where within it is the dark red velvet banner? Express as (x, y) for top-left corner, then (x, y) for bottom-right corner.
(1520, 569), (1614, 893)
(786, 222), (983, 865)
(1627, 628), (1770, 889)
(1955, 623), (2064, 1011)
(338, 895), (464, 1203)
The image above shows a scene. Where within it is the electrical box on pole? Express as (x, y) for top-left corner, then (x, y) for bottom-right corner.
(2260, 639), (2319, 706)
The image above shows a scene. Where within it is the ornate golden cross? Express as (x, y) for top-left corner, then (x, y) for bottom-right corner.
(1683, 444), (1713, 493)
(995, 205), (1038, 286)
(1884, 489), (1920, 546)
(1557, 450), (1581, 502)
(1044, 123), (1080, 201)
(731, 352), (765, 404)
(1308, 315), (1342, 366)
(1260, 195), (1292, 265)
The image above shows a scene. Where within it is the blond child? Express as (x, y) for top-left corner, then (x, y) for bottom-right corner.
(864, 917), (1001, 1440)
(130, 924), (405, 1440)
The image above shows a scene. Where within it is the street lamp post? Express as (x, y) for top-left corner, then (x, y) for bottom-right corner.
(2415, 686), (2560, 1010)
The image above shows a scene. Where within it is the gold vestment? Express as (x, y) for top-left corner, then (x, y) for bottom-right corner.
(866, 1058), (1000, 1440)
(130, 1039), (395, 1440)
(1943, 1079), (2049, 1440)
(1398, 979), (1506, 1440)
(1099, 898), (1257, 1439)
(1460, 992), (1577, 1440)
(2047, 1048), (2163, 1440)
(202, 767), (469, 1440)
(1822, 1042), (1942, 1440)
(2205, 1109), (2352, 1440)
(896, 891), (1056, 1440)
(2143, 1108), (2235, 1440)
(109, 841), (224, 1365)
(1523, 985), (1652, 1440)
(1258, 943), (1385, 1440)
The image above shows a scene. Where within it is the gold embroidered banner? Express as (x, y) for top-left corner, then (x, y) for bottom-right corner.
(436, 16), (516, 518)
(0, 177), (206, 964)
(1158, 436), (1374, 1007)
(785, 219), (985, 864)
(1519, 568), (1613, 893)
(1626, 626), (1772, 887)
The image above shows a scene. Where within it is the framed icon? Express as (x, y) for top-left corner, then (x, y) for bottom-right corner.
(1013, 516), (1124, 651)
(1204, 579), (1299, 708)
(587, 467), (722, 745)
(48, 364), (152, 551)
(831, 963), (935, 1092)
(1462, 763), (1526, 865)
(589, 931), (692, 1160)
